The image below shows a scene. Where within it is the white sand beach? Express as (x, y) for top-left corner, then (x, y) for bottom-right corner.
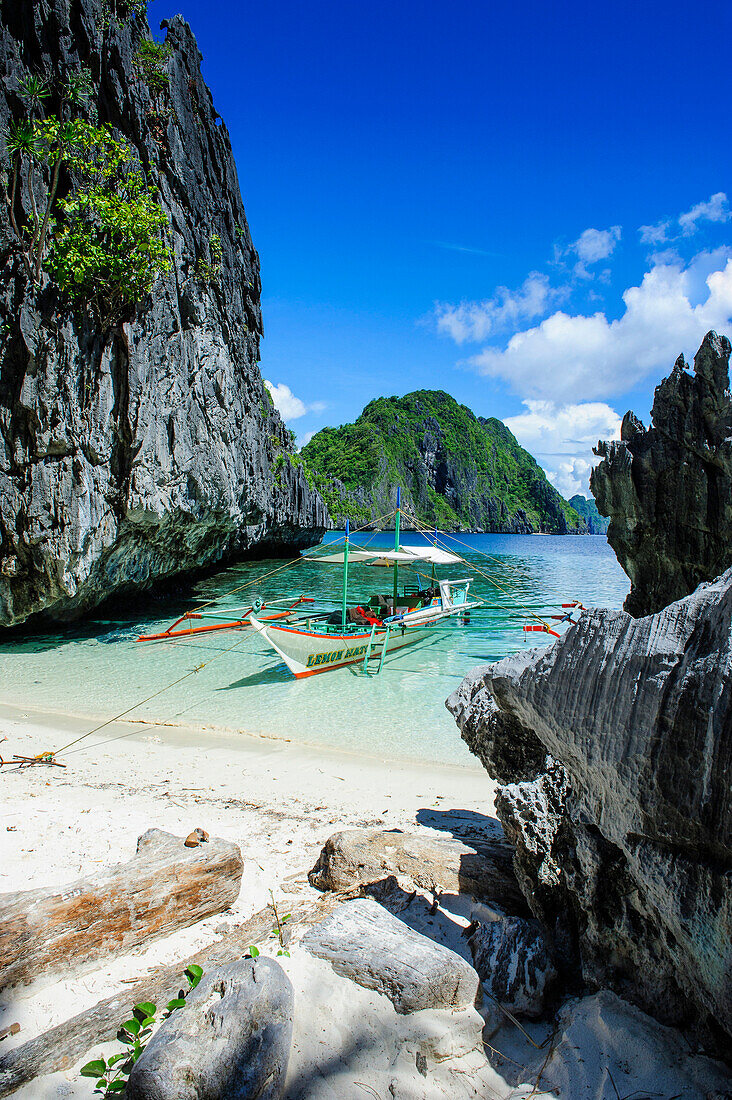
(1, 702), (729, 1100)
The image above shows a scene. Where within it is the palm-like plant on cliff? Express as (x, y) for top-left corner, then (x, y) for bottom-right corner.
(1, 68), (170, 329)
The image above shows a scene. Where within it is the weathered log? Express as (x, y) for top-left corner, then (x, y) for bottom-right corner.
(308, 827), (528, 913)
(126, 958), (294, 1100)
(0, 894), (339, 1098)
(302, 898), (480, 1014)
(0, 829), (244, 991)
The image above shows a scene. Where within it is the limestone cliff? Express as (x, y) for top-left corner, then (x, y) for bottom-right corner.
(0, 0), (327, 627)
(302, 390), (586, 533)
(447, 570), (732, 1055)
(591, 331), (732, 617)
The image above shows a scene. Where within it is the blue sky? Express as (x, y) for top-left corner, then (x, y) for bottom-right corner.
(157, 0), (732, 497)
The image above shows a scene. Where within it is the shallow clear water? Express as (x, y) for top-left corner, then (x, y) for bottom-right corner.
(0, 533), (628, 766)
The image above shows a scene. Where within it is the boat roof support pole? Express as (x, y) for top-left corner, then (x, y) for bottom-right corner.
(393, 486), (401, 613)
(341, 517), (350, 628)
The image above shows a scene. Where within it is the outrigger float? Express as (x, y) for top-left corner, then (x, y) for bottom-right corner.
(135, 488), (587, 678)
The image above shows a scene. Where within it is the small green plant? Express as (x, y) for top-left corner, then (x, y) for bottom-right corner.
(100, 0), (150, 29)
(135, 38), (171, 92)
(270, 890), (291, 957)
(18, 74), (50, 110)
(2, 68), (170, 327)
(80, 966), (203, 1097)
(194, 233), (222, 284)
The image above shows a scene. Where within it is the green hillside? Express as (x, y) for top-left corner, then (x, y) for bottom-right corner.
(569, 495), (610, 534)
(302, 390), (586, 533)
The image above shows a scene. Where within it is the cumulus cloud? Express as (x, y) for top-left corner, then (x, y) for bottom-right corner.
(435, 272), (561, 344)
(545, 457), (594, 499)
(504, 400), (621, 497)
(264, 381), (325, 420)
(572, 226), (622, 263)
(679, 191), (730, 235)
(468, 254), (732, 403)
(639, 192), (730, 244)
(639, 221), (671, 245)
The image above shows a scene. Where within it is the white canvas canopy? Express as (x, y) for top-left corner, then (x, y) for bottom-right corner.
(302, 544), (461, 566)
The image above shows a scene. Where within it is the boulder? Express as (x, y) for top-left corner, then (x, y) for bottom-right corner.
(308, 827), (526, 912)
(592, 330), (732, 617)
(125, 958), (294, 1100)
(468, 916), (557, 1017)
(302, 899), (480, 1014)
(447, 568), (732, 1054)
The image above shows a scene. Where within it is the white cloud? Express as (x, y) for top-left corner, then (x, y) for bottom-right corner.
(467, 254), (732, 403)
(572, 226), (622, 263)
(296, 430), (316, 450)
(639, 192), (730, 244)
(679, 191), (730, 235)
(546, 457), (594, 499)
(264, 381), (325, 421)
(639, 221), (671, 245)
(504, 400), (621, 497)
(435, 272), (562, 344)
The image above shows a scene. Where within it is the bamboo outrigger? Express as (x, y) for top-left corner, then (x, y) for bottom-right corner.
(135, 489), (587, 678)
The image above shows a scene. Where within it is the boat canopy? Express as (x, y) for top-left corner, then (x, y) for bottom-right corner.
(302, 544), (461, 566)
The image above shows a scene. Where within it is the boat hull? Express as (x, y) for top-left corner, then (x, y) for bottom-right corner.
(249, 617), (434, 677)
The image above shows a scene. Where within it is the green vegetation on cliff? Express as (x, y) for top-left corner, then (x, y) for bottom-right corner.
(568, 495), (610, 534)
(302, 390), (586, 533)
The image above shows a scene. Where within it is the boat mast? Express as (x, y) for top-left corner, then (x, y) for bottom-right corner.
(342, 517), (350, 628)
(392, 486), (401, 613)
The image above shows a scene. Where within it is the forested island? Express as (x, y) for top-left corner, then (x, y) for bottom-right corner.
(302, 389), (588, 533)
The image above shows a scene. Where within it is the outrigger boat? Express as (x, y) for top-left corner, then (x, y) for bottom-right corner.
(136, 488), (586, 674)
(249, 489), (483, 678)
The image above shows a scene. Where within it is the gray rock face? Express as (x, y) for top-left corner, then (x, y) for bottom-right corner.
(125, 958), (294, 1100)
(0, 0), (328, 627)
(468, 916), (557, 1017)
(591, 331), (732, 617)
(446, 569), (732, 1054)
(302, 898), (481, 1014)
(308, 827), (527, 913)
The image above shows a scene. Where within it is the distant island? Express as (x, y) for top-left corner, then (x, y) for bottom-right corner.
(568, 495), (610, 534)
(302, 389), (588, 533)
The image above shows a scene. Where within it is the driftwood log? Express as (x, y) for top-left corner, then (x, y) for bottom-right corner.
(0, 829), (244, 991)
(303, 898), (480, 1014)
(0, 894), (340, 1098)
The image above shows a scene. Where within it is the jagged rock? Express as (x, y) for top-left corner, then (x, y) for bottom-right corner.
(467, 916), (557, 1017)
(125, 958), (294, 1100)
(308, 827), (527, 912)
(302, 898), (480, 1014)
(0, 1), (327, 627)
(447, 568), (732, 1054)
(591, 331), (732, 617)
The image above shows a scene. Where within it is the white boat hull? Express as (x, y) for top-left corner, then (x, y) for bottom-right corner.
(249, 616), (434, 678)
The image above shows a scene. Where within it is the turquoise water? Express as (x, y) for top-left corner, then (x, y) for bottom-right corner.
(0, 533), (628, 766)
